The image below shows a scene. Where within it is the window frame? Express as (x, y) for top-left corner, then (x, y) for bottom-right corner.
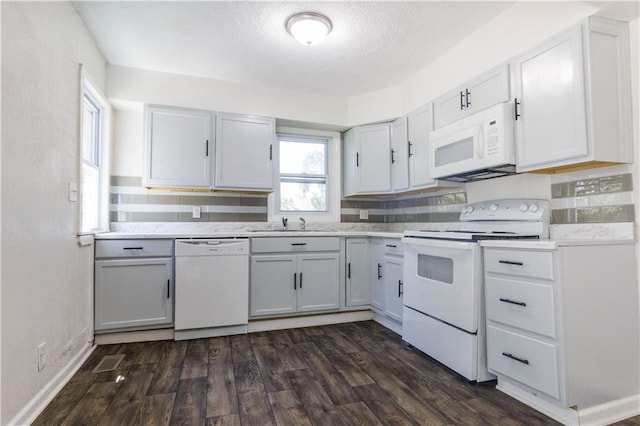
(79, 67), (110, 234)
(268, 128), (341, 223)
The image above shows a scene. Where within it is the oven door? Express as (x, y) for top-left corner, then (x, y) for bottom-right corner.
(402, 237), (481, 333)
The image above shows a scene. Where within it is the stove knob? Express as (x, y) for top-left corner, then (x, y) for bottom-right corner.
(529, 203), (539, 213)
(520, 203), (528, 212)
(466, 206), (474, 214)
(489, 203), (499, 212)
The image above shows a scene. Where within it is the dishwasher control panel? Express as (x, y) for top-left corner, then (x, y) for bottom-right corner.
(175, 239), (249, 256)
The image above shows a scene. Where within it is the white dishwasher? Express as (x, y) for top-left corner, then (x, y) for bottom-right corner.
(174, 238), (249, 340)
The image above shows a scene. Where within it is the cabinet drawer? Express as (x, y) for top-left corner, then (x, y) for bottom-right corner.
(251, 237), (339, 253)
(484, 249), (554, 280)
(486, 277), (556, 338)
(383, 239), (403, 256)
(487, 325), (560, 399)
(95, 239), (174, 258)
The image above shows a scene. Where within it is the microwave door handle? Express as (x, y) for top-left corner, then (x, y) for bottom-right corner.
(475, 127), (485, 159)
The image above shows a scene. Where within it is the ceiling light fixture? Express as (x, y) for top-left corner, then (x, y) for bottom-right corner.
(286, 12), (332, 46)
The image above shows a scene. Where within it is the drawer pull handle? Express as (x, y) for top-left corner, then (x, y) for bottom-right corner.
(385, 244), (397, 248)
(499, 298), (527, 307)
(291, 243), (307, 246)
(502, 352), (530, 365)
(498, 260), (523, 266)
(123, 247), (144, 250)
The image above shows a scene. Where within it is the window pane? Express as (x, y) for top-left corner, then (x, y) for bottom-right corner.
(280, 140), (326, 175)
(280, 180), (326, 211)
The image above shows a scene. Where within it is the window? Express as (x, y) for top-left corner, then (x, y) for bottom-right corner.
(279, 135), (328, 212)
(269, 129), (341, 223)
(80, 71), (110, 233)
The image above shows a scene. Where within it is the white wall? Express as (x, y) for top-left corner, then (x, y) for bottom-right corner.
(1, 2), (106, 424)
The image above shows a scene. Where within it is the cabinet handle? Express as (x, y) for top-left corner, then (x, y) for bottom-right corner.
(408, 141), (413, 158)
(299, 272), (303, 288)
(123, 247), (144, 250)
(391, 149), (396, 164)
(167, 279), (170, 298)
(385, 244), (397, 248)
(502, 352), (530, 365)
(294, 272), (297, 290)
(356, 152), (359, 167)
(377, 263), (382, 279)
(498, 260), (524, 266)
(291, 243), (307, 246)
(465, 88), (471, 108)
(269, 144), (273, 160)
(347, 262), (351, 279)
(514, 98), (521, 120)
(206, 139), (209, 157)
(460, 90), (465, 110)
(398, 280), (403, 297)
(499, 298), (526, 307)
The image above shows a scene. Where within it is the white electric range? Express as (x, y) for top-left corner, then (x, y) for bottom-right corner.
(401, 199), (550, 382)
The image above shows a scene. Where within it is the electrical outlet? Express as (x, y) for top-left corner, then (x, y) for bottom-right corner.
(37, 342), (47, 371)
(359, 209), (369, 220)
(117, 211), (127, 222)
(192, 206), (201, 219)
(68, 182), (78, 202)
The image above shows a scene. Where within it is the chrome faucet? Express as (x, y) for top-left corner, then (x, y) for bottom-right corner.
(299, 217), (306, 231)
(281, 217), (288, 230)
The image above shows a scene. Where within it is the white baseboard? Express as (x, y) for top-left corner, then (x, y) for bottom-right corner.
(497, 380), (640, 425)
(372, 312), (402, 335)
(577, 394), (640, 425)
(8, 342), (95, 426)
(94, 328), (174, 345)
(247, 310), (373, 333)
(497, 380), (579, 425)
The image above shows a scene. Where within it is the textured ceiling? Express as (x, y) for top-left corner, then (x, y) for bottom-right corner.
(72, 1), (516, 96)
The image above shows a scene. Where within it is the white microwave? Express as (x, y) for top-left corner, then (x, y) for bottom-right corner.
(429, 103), (516, 182)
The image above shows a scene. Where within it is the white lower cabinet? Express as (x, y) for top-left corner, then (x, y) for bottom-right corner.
(345, 238), (371, 307)
(482, 241), (639, 419)
(94, 239), (174, 332)
(369, 238), (385, 311)
(383, 254), (403, 322)
(250, 237), (340, 317)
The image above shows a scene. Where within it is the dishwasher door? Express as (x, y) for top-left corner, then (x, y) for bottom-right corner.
(174, 239), (249, 334)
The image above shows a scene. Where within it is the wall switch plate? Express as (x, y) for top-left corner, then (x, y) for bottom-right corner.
(359, 209), (369, 220)
(192, 206), (201, 219)
(37, 342), (47, 371)
(68, 182), (78, 202)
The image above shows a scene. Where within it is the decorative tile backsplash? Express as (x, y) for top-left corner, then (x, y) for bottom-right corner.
(110, 176), (268, 222)
(550, 171), (634, 224)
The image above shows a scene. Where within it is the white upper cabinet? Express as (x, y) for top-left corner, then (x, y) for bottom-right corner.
(514, 17), (632, 173)
(433, 64), (510, 129)
(215, 113), (275, 191)
(407, 103), (436, 189)
(343, 123), (392, 196)
(391, 117), (410, 192)
(143, 105), (213, 188)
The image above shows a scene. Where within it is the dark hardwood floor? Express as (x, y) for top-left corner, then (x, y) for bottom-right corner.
(34, 321), (639, 425)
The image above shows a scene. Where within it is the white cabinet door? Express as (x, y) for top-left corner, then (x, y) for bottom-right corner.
(250, 255), (297, 316)
(370, 238), (385, 311)
(407, 103), (435, 189)
(357, 123), (392, 193)
(143, 105), (212, 188)
(346, 238), (371, 306)
(215, 113), (274, 191)
(433, 64), (510, 129)
(95, 258), (173, 331)
(297, 254), (340, 312)
(514, 26), (588, 171)
(384, 256), (403, 322)
(391, 117), (409, 192)
(343, 123), (392, 195)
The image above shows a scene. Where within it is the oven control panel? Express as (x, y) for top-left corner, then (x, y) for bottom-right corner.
(460, 199), (549, 222)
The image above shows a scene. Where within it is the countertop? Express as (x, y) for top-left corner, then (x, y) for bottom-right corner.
(95, 231), (405, 240)
(480, 238), (636, 249)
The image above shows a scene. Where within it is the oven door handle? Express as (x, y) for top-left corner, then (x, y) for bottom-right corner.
(401, 237), (478, 250)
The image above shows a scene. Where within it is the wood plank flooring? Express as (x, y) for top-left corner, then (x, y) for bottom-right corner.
(34, 321), (639, 425)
